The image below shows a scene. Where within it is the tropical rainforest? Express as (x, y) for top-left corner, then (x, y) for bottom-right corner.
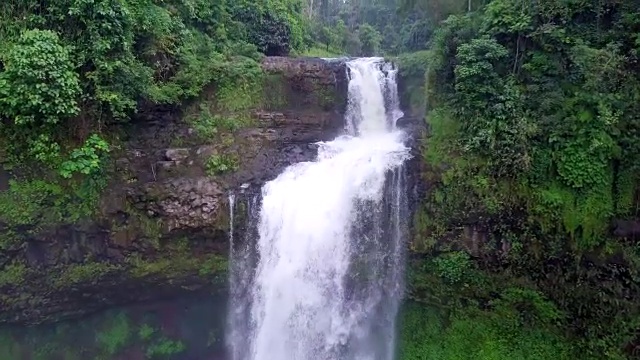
(2, 0), (640, 359)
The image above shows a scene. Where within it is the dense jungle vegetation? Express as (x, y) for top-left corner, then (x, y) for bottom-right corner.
(403, 1), (640, 359)
(2, 0), (640, 359)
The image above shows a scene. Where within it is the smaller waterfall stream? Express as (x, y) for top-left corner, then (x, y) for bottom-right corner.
(227, 57), (410, 360)
(228, 195), (235, 244)
(227, 193), (260, 360)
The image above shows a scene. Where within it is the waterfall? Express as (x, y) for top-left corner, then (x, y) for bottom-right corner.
(227, 57), (410, 360)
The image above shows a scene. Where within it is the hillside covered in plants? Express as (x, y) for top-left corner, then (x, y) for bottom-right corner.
(397, 0), (640, 359)
(2, 0), (640, 359)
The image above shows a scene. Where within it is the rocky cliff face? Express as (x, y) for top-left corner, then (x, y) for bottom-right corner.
(0, 56), (427, 325)
(0, 57), (350, 324)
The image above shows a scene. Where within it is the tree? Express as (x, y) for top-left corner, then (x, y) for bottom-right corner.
(0, 29), (80, 127)
(358, 23), (382, 56)
(0, 29), (81, 164)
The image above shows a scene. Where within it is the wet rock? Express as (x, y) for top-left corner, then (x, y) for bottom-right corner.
(261, 56), (347, 86)
(396, 115), (422, 128)
(0, 167), (10, 192)
(164, 148), (190, 161)
(156, 160), (177, 169)
(136, 177), (225, 231)
(106, 248), (124, 260)
(613, 219), (640, 238)
(196, 145), (216, 158)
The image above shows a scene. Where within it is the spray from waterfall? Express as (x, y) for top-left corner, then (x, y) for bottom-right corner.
(227, 57), (410, 360)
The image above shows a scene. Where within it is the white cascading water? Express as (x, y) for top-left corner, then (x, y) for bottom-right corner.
(227, 57), (410, 360)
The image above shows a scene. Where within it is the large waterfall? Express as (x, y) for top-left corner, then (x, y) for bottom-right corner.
(227, 57), (410, 360)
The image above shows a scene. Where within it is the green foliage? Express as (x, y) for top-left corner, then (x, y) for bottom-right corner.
(96, 312), (130, 355)
(0, 262), (27, 287)
(0, 29), (81, 165)
(434, 251), (471, 284)
(315, 25), (340, 52)
(59, 134), (110, 179)
(145, 337), (185, 358)
(301, 45), (345, 58)
(492, 288), (563, 327)
(231, 0), (306, 56)
(0, 180), (64, 229)
(399, 301), (576, 360)
(146, 30), (224, 104)
(199, 255), (229, 277)
(418, 0), (640, 357)
(125, 245), (227, 281)
(190, 105), (220, 139)
(358, 24), (382, 56)
(0, 331), (21, 359)
(66, 0), (152, 121)
(0, 0), (304, 171)
(0, 0), (307, 267)
(396, 50), (430, 113)
(54, 262), (120, 287)
(0, 177), (105, 242)
(0, 292), (230, 359)
(0, 29), (80, 127)
(214, 56), (264, 112)
(206, 154), (239, 175)
(189, 102), (255, 141)
(426, 1), (640, 247)
(304, 0), (435, 56)
(614, 168), (637, 216)
(138, 324), (155, 341)
(397, 51), (431, 80)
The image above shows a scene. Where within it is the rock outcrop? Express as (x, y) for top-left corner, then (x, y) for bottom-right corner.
(0, 57), (349, 324)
